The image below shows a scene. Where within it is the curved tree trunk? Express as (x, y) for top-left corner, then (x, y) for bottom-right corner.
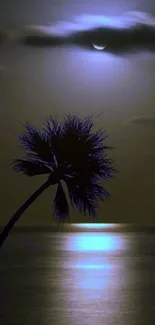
(0, 178), (52, 251)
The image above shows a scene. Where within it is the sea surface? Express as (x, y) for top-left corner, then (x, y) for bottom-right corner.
(0, 225), (155, 325)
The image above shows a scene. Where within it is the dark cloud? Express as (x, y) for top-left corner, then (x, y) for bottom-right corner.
(21, 35), (65, 47)
(2, 12), (155, 53)
(125, 115), (155, 125)
(69, 25), (155, 53)
(17, 23), (155, 53)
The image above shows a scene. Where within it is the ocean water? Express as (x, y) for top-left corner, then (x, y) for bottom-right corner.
(0, 225), (155, 325)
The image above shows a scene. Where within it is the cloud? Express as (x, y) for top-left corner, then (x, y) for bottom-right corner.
(124, 115), (155, 125)
(2, 11), (155, 53)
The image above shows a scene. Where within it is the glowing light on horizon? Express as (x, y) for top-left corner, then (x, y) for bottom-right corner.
(74, 223), (117, 229)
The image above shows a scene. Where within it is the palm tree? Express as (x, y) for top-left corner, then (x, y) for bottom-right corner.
(0, 114), (115, 250)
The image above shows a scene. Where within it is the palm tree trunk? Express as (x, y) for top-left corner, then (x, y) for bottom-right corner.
(0, 178), (52, 251)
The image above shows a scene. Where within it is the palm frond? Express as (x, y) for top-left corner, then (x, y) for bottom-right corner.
(63, 114), (94, 137)
(12, 159), (51, 176)
(63, 125), (115, 217)
(53, 182), (69, 222)
(61, 114), (115, 182)
(19, 122), (58, 169)
(66, 177), (110, 219)
(44, 116), (62, 136)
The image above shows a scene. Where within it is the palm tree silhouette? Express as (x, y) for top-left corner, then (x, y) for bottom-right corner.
(0, 114), (115, 250)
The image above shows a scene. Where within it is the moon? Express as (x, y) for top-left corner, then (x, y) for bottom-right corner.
(93, 44), (106, 50)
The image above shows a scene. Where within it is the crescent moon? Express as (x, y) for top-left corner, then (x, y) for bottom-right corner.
(93, 44), (106, 51)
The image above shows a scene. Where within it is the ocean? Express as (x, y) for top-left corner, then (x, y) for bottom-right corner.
(0, 225), (155, 325)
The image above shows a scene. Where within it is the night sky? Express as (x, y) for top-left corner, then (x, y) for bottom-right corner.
(0, 0), (155, 225)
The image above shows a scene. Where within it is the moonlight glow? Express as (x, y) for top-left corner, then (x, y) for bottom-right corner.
(93, 44), (106, 50)
(73, 223), (117, 229)
(66, 233), (123, 252)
